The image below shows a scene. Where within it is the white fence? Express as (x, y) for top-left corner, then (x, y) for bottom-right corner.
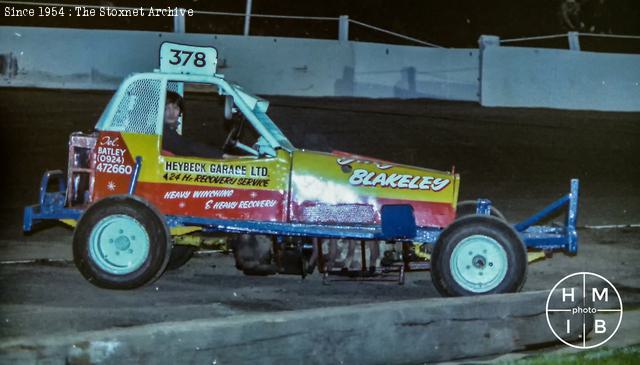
(1, 25), (640, 111)
(480, 46), (640, 112)
(0, 26), (479, 101)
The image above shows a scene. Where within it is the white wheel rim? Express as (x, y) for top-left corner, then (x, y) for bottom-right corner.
(88, 214), (150, 275)
(449, 234), (508, 293)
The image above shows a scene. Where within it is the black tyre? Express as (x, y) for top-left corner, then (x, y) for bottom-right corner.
(456, 200), (506, 221)
(431, 215), (527, 297)
(73, 195), (171, 289)
(166, 244), (196, 271)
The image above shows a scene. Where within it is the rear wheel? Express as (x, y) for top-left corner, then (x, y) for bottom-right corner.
(431, 215), (527, 296)
(456, 200), (506, 221)
(73, 196), (171, 289)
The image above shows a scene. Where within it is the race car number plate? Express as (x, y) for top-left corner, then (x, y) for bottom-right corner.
(160, 42), (218, 76)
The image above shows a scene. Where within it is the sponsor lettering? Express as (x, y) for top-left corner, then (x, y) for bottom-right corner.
(99, 135), (120, 147)
(206, 201), (238, 210)
(237, 178), (270, 187)
(97, 147), (126, 156)
(162, 172), (270, 187)
(96, 163), (132, 175)
(204, 199), (277, 210)
(164, 161), (270, 180)
(238, 199), (277, 208)
(208, 164), (247, 176)
(193, 190), (234, 198)
(162, 173), (194, 182)
(193, 175), (238, 185)
(96, 141), (130, 175)
(348, 169), (450, 192)
(163, 191), (191, 199)
(96, 154), (124, 164)
(250, 166), (268, 177)
(165, 161), (207, 173)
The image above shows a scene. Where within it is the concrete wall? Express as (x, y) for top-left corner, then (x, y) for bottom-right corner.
(2, 26), (639, 111)
(0, 26), (479, 101)
(480, 46), (640, 112)
(1, 291), (587, 364)
(350, 43), (479, 100)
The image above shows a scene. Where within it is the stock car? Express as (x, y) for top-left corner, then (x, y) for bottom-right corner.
(24, 43), (580, 296)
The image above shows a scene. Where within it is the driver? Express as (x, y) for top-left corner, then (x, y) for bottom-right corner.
(162, 91), (223, 158)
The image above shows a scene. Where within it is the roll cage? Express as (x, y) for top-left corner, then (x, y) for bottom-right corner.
(94, 72), (295, 157)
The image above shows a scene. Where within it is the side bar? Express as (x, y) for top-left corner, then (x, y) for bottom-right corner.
(23, 205), (83, 232)
(165, 215), (442, 244)
(514, 195), (570, 232)
(128, 156), (143, 194)
(566, 178), (579, 253)
(517, 179), (580, 254)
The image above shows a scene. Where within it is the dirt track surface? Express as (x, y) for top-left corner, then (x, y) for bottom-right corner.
(0, 89), (639, 349)
(0, 227), (639, 340)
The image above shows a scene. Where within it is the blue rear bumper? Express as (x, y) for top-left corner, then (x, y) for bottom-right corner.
(23, 170), (82, 232)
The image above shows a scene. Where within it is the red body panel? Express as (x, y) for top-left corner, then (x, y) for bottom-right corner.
(90, 132), (456, 228)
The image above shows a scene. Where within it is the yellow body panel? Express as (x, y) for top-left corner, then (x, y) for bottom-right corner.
(292, 150), (458, 205)
(122, 133), (291, 191)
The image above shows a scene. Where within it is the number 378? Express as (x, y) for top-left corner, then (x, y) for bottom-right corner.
(169, 49), (207, 67)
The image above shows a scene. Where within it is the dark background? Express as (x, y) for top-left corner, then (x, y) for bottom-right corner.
(1, 0), (639, 52)
(1, 89), (639, 236)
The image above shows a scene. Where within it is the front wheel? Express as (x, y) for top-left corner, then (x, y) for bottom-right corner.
(431, 215), (527, 297)
(73, 196), (171, 289)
